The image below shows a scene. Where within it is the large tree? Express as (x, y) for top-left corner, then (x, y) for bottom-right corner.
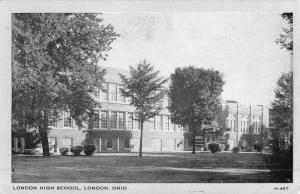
(275, 13), (293, 53)
(168, 66), (224, 154)
(12, 13), (118, 156)
(119, 60), (168, 157)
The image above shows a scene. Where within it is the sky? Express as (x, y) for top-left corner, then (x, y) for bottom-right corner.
(100, 12), (291, 107)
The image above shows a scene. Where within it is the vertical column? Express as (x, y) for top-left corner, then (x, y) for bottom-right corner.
(236, 103), (239, 146)
(99, 138), (102, 152)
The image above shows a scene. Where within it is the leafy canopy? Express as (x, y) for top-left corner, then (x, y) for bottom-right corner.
(169, 66), (224, 127)
(119, 60), (168, 122)
(276, 13), (293, 52)
(271, 71), (293, 131)
(12, 13), (119, 127)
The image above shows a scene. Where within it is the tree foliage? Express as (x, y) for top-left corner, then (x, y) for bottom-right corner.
(119, 60), (168, 157)
(271, 72), (293, 132)
(168, 66), (224, 153)
(12, 13), (118, 156)
(276, 13), (293, 52)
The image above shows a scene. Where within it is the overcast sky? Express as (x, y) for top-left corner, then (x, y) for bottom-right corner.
(100, 12), (291, 107)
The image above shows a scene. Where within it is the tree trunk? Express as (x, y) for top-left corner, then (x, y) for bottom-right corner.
(39, 110), (50, 156)
(192, 125), (196, 154)
(139, 121), (144, 157)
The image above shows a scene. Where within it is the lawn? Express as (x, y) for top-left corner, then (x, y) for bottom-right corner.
(12, 152), (276, 183)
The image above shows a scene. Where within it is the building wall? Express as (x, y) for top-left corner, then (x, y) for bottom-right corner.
(47, 67), (269, 153)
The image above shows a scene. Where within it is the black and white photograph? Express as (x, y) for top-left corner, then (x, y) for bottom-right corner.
(0, 1), (299, 194)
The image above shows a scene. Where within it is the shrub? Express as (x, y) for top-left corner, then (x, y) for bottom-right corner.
(232, 146), (240, 153)
(254, 143), (263, 152)
(59, 147), (69, 155)
(224, 143), (230, 151)
(208, 143), (220, 153)
(245, 146), (253, 152)
(84, 144), (96, 155)
(70, 146), (83, 156)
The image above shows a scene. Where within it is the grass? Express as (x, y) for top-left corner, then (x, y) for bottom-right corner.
(12, 152), (277, 183)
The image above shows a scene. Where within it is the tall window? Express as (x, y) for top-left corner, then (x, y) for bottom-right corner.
(49, 116), (57, 128)
(124, 138), (130, 148)
(134, 114), (140, 130)
(169, 119), (175, 131)
(118, 112), (125, 130)
(163, 115), (169, 131)
(127, 113), (133, 130)
(118, 86), (126, 103)
(107, 138), (113, 149)
(156, 115), (163, 131)
(63, 110), (72, 128)
(101, 83), (108, 101)
(101, 111), (108, 128)
(92, 112), (99, 128)
(109, 83), (117, 101)
(111, 111), (118, 129)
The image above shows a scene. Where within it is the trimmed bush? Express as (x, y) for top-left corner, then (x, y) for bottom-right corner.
(245, 146), (253, 152)
(208, 143), (220, 153)
(254, 143), (262, 152)
(84, 144), (96, 156)
(59, 147), (69, 156)
(70, 146), (83, 156)
(225, 143), (230, 151)
(232, 146), (240, 153)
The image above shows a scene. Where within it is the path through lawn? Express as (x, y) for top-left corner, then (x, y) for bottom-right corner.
(12, 152), (274, 183)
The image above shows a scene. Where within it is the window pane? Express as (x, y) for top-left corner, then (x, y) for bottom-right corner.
(127, 113), (133, 130)
(134, 114), (140, 130)
(124, 138), (130, 148)
(101, 83), (108, 101)
(101, 111), (108, 128)
(118, 112), (125, 130)
(107, 138), (113, 148)
(118, 86), (125, 103)
(93, 112), (99, 128)
(111, 111), (117, 129)
(63, 110), (72, 128)
(109, 83), (117, 101)
(163, 115), (169, 131)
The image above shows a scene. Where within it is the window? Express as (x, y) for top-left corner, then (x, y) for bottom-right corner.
(163, 115), (169, 131)
(49, 116), (57, 128)
(118, 112), (125, 130)
(110, 111), (117, 129)
(107, 138), (113, 149)
(127, 113), (133, 130)
(101, 111), (108, 128)
(101, 83), (108, 101)
(92, 112), (99, 128)
(134, 114), (140, 130)
(109, 83), (117, 101)
(118, 86), (126, 103)
(62, 137), (72, 150)
(124, 138), (130, 148)
(169, 118), (175, 131)
(156, 115), (163, 131)
(63, 110), (72, 128)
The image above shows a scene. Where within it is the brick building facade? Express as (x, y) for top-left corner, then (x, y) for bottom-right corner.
(47, 67), (269, 153)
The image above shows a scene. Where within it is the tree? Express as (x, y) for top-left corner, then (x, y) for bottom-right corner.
(119, 60), (168, 157)
(275, 13), (293, 53)
(12, 13), (118, 156)
(168, 66), (224, 154)
(271, 72), (293, 132)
